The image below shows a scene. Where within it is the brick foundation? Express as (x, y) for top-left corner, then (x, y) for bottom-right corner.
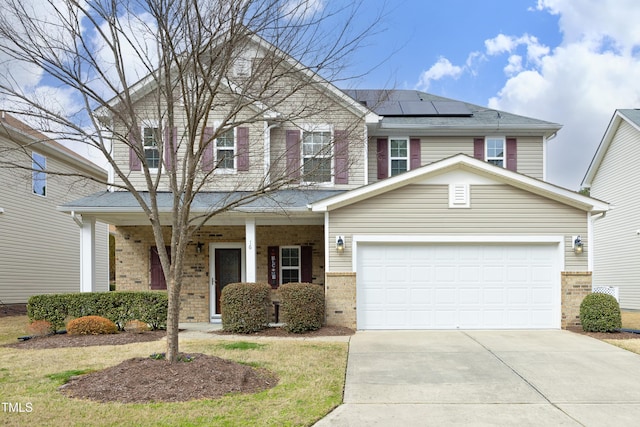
(561, 271), (592, 329)
(324, 272), (356, 329)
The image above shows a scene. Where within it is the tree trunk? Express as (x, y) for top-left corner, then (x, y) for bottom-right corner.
(166, 277), (181, 362)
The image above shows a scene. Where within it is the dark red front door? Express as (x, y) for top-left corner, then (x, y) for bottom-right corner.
(215, 248), (242, 313)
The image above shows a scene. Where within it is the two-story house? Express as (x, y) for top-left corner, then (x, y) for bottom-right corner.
(61, 36), (608, 330)
(0, 112), (109, 304)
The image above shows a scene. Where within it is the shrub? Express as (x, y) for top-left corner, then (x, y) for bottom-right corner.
(67, 315), (117, 335)
(221, 282), (271, 333)
(580, 293), (622, 332)
(280, 283), (325, 333)
(27, 292), (168, 330)
(26, 320), (54, 337)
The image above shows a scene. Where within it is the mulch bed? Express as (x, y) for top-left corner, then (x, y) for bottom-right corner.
(59, 353), (278, 403)
(2, 330), (168, 350)
(565, 327), (640, 340)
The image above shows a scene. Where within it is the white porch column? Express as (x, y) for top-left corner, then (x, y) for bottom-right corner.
(245, 218), (256, 282)
(79, 215), (96, 292)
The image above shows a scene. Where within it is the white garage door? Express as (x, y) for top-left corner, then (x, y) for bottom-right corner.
(356, 243), (560, 329)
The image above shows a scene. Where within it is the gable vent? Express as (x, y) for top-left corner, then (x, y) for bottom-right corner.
(449, 184), (470, 208)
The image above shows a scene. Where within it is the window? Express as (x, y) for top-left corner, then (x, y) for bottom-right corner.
(390, 138), (408, 176)
(302, 130), (332, 183)
(32, 152), (46, 196)
(486, 137), (505, 167)
(280, 246), (300, 284)
(143, 126), (161, 169)
(215, 129), (235, 170)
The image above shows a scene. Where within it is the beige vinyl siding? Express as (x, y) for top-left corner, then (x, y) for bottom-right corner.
(590, 120), (640, 309)
(514, 136), (544, 179)
(0, 139), (109, 303)
(113, 65), (367, 192)
(368, 135), (545, 184)
(327, 184), (587, 272)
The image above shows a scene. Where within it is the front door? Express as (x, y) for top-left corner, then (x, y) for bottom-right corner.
(214, 248), (242, 314)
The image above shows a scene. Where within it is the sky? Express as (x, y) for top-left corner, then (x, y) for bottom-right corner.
(345, 0), (640, 189)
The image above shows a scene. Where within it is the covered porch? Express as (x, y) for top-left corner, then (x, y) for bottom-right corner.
(59, 189), (340, 322)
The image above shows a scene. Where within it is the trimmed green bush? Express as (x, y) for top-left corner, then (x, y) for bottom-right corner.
(280, 283), (325, 333)
(27, 292), (168, 331)
(221, 282), (271, 334)
(67, 315), (117, 335)
(580, 293), (622, 332)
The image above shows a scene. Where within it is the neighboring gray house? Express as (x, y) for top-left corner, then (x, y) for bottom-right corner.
(582, 109), (640, 310)
(0, 112), (109, 304)
(62, 34), (608, 330)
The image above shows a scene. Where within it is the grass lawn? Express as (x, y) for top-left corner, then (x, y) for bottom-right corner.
(0, 316), (348, 427)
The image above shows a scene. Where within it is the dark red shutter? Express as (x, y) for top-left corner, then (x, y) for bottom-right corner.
(286, 130), (300, 180)
(201, 127), (214, 172)
(237, 127), (249, 171)
(164, 127), (177, 170)
(334, 130), (349, 184)
(410, 138), (421, 170)
(268, 246), (279, 288)
(377, 138), (388, 179)
(129, 132), (141, 171)
(301, 246), (312, 283)
(150, 246), (170, 290)
(506, 138), (517, 171)
(473, 138), (485, 160)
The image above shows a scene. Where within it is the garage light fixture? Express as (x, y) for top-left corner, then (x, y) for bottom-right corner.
(573, 236), (583, 255)
(336, 236), (345, 254)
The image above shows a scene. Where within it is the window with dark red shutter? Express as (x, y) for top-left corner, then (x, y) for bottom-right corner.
(506, 138), (517, 171)
(377, 138), (388, 179)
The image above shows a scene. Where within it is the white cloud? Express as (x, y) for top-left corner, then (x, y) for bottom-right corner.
(416, 57), (463, 91)
(281, 0), (325, 21)
(487, 1), (640, 189)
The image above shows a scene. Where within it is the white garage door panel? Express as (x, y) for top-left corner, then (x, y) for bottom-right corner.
(357, 244), (560, 330)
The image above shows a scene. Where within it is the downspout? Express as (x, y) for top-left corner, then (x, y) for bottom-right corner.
(588, 211), (607, 274)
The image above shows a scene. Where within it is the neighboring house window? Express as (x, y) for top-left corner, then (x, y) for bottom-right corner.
(216, 129), (235, 170)
(32, 152), (46, 196)
(143, 126), (161, 169)
(302, 130), (332, 183)
(486, 137), (505, 167)
(280, 246), (300, 284)
(390, 138), (408, 176)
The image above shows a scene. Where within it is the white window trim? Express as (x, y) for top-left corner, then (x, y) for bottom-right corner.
(280, 245), (301, 285)
(389, 136), (409, 177)
(141, 120), (161, 173)
(213, 123), (237, 174)
(32, 151), (47, 197)
(485, 136), (506, 168)
(301, 124), (334, 185)
(449, 183), (470, 208)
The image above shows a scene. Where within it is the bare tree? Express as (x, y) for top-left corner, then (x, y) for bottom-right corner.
(0, 0), (380, 362)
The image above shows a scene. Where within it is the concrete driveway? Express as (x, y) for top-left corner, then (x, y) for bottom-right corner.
(315, 330), (640, 426)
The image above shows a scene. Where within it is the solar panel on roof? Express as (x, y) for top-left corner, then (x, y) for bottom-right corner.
(399, 101), (438, 115)
(431, 101), (472, 116)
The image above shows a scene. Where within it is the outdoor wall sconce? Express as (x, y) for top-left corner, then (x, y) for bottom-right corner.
(196, 242), (204, 253)
(336, 236), (345, 254)
(573, 236), (583, 255)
